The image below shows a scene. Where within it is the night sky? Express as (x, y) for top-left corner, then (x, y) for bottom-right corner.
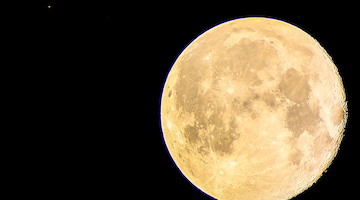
(15, 1), (359, 199)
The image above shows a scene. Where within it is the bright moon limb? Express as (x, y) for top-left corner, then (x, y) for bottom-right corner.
(161, 17), (347, 200)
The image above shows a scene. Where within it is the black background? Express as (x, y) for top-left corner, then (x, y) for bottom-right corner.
(12, 1), (359, 199)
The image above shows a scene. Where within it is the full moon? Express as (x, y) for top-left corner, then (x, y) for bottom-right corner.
(161, 17), (347, 200)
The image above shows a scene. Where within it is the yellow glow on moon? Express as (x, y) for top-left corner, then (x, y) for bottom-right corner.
(161, 17), (347, 200)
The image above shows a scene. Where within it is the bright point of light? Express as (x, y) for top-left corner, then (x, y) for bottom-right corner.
(226, 87), (234, 94)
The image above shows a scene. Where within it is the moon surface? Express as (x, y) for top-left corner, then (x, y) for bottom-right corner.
(161, 17), (347, 200)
